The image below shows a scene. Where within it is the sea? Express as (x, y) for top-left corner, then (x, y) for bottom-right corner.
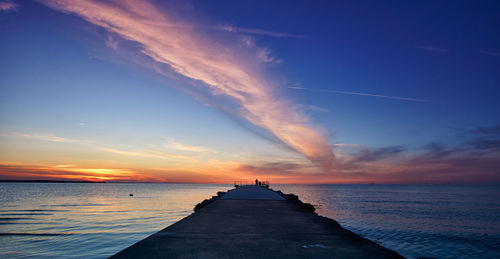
(0, 183), (499, 258)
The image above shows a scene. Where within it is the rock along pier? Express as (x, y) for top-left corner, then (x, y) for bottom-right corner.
(111, 185), (404, 258)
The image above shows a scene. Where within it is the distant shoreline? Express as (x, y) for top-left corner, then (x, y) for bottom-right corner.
(0, 180), (498, 185)
(0, 180), (106, 183)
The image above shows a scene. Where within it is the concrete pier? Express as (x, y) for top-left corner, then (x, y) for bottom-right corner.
(111, 186), (404, 258)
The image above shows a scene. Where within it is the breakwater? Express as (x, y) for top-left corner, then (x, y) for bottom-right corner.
(111, 185), (404, 258)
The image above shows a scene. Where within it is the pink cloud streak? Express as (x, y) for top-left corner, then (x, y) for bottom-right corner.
(40, 0), (334, 171)
(0, 1), (19, 11)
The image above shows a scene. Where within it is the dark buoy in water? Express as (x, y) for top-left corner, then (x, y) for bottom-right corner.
(129, 193), (133, 197)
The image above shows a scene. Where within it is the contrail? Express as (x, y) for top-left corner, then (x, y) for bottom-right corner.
(288, 86), (435, 103)
(212, 25), (305, 38)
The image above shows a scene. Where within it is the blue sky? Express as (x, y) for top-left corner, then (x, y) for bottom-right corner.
(0, 0), (499, 183)
(196, 0), (500, 148)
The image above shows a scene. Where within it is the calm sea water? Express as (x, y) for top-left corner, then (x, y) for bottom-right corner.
(0, 183), (499, 258)
(274, 184), (500, 259)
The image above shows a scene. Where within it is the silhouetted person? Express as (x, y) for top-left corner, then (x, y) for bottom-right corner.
(255, 179), (258, 185)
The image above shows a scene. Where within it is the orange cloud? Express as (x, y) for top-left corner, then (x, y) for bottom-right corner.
(0, 162), (239, 183)
(40, 0), (334, 171)
(2, 144), (499, 184)
(0, 163), (142, 182)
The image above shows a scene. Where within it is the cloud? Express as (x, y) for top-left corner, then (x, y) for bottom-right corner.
(241, 36), (256, 48)
(0, 1), (19, 11)
(397, 154), (500, 184)
(215, 25), (304, 38)
(3, 123), (499, 183)
(465, 139), (500, 151)
(239, 36), (282, 63)
(233, 161), (321, 182)
(419, 142), (454, 159)
(0, 162), (240, 183)
(418, 45), (450, 53)
(0, 163), (153, 182)
(289, 86), (434, 103)
(350, 145), (406, 163)
(480, 50), (500, 57)
(468, 124), (500, 136)
(40, 0), (334, 171)
(237, 161), (310, 175)
(462, 124), (500, 152)
(2, 132), (82, 143)
(330, 143), (359, 147)
(105, 35), (119, 51)
(256, 47), (282, 63)
(163, 139), (217, 153)
(307, 105), (329, 113)
(52, 164), (73, 168)
(233, 149), (500, 183)
(94, 22), (304, 39)
(101, 147), (195, 161)
(236, 125), (500, 183)
(328, 125), (500, 183)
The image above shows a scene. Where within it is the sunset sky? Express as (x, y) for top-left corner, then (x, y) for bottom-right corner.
(1, 0), (499, 183)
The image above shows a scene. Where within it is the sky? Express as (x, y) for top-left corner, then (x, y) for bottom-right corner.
(0, 0), (499, 183)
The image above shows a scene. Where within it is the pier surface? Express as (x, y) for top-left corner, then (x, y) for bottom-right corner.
(111, 186), (403, 258)
(220, 185), (285, 200)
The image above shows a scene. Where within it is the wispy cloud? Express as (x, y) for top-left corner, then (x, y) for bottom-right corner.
(289, 86), (434, 103)
(480, 50), (500, 57)
(235, 124), (500, 183)
(90, 22), (304, 39)
(418, 45), (450, 53)
(214, 25), (304, 38)
(105, 35), (119, 51)
(0, 1), (19, 11)
(2, 132), (83, 143)
(468, 124), (500, 136)
(307, 105), (329, 113)
(236, 161), (313, 176)
(52, 164), (73, 168)
(349, 145), (406, 163)
(40, 0), (334, 171)
(101, 147), (195, 161)
(0, 163), (146, 182)
(335, 124), (500, 183)
(164, 139), (217, 153)
(3, 124), (499, 183)
(0, 162), (239, 183)
(330, 143), (360, 147)
(236, 125), (500, 184)
(255, 47), (282, 64)
(238, 36), (282, 64)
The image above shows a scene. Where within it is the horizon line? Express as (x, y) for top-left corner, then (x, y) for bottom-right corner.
(1, 179), (498, 185)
